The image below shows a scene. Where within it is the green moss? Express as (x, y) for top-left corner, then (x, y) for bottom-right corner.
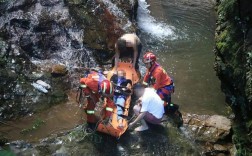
(217, 0), (237, 21)
(20, 118), (46, 135)
(217, 29), (228, 42)
(216, 42), (228, 52)
(215, 0), (252, 154)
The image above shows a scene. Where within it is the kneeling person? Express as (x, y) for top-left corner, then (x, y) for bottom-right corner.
(129, 83), (164, 131)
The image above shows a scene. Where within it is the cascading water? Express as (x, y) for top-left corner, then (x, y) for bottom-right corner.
(137, 0), (177, 40)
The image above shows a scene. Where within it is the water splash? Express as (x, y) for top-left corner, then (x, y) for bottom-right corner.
(137, 0), (177, 40)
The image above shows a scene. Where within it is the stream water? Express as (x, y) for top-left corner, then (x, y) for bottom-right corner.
(138, 0), (227, 115)
(0, 0), (227, 149)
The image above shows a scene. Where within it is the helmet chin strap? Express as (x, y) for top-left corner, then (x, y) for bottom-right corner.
(149, 62), (154, 69)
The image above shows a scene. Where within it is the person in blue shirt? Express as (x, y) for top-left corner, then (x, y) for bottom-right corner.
(110, 69), (132, 129)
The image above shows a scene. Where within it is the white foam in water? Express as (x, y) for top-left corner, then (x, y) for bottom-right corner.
(137, 0), (176, 40)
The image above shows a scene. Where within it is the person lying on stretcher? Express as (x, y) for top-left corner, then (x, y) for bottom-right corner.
(110, 69), (132, 129)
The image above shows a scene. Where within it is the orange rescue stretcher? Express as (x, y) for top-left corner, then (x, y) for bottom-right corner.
(96, 62), (140, 138)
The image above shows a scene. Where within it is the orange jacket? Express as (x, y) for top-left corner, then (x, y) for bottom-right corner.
(80, 72), (106, 93)
(143, 63), (172, 90)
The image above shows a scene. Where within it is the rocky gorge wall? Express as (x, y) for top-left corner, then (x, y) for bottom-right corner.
(215, 0), (252, 154)
(0, 0), (138, 120)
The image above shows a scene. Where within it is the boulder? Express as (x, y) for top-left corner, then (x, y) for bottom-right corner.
(183, 113), (231, 142)
(205, 115), (231, 132)
(51, 64), (68, 77)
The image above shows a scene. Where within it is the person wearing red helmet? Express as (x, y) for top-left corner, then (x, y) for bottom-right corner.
(79, 70), (114, 131)
(142, 51), (174, 113)
(114, 33), (142, 71)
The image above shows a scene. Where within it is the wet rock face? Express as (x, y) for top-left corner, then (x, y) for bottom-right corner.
(215, 0), (252, 119)
(0, 0), (83, 120)
(0, 0), (138, 120)
(65, 0), (137, 63)
(215, 0), (252, 154)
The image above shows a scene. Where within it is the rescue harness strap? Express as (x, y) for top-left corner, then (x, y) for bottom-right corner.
(147, 63), (159, 85)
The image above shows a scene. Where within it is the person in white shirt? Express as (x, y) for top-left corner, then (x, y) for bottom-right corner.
(128, 83), (164, 131)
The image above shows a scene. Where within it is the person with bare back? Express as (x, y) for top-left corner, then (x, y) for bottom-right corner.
(114, 33), (142, 71)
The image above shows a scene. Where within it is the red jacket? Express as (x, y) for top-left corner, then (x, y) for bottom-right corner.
(80, 72), (106, 93)
(143, 63), (172, 90)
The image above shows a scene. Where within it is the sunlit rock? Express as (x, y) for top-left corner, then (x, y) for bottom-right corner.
(183, 113), (231, 142)
(51, 64), (68, 77)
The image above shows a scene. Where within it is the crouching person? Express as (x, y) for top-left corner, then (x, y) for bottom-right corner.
(128, 83), (164, 131)
(79, 69), (113, 131)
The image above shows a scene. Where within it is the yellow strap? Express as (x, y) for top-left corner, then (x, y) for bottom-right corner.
(106, 107), (113, 112)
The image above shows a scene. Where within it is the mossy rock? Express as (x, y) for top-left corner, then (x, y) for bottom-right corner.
(51, 64), (68, 77)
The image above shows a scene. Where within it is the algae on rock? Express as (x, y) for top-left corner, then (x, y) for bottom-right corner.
(215, 0), (252, 154)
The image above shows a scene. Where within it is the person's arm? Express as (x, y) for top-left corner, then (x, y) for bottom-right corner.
(142, 73), (149, 86)
(114, 43), (119, 71)
(129, 111), (147, 127)
(132, 42), (138, 69)
(153, 69), (162, 90)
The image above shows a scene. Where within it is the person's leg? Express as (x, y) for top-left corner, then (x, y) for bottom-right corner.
(143, 112), (162, 124)
(85, 98), (97, 130)
(135, 43), (142, 70)
(116, 97), (126, 128)
(157, 86), (173, 114)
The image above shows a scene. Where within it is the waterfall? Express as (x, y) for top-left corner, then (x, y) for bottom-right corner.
(137, 0), (177, 40)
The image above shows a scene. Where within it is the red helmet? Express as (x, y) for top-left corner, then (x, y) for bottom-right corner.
(99, 80), (113, 95)
(143, 52), (156, 63)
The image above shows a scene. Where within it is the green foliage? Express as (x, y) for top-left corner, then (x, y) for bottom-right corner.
(217, 29), (228, 42)
(216, 0), (252, 154)
(217, 0), (237, 21)
(216, 42), (227, 52)
(20, 118), (45, 135)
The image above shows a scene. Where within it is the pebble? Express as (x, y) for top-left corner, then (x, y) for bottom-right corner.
(31, 82), (48, 93)
(36, 80), (51, 89)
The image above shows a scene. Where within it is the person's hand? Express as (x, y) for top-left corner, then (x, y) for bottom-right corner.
(136, 97), (142, 105)
(128, 122), (134, 129)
